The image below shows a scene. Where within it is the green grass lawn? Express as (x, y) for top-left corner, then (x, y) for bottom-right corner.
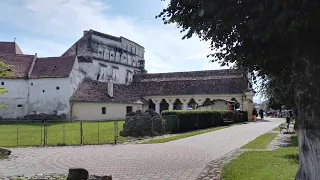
(0, 121), (127, 147)
(140, 126), (229, 144)
(223, 135), (299, 180)
(242, 133), (278, 149)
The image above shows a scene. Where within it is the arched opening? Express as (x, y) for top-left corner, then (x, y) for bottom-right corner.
(202, 98), (212, 106)
(188, 98), (197, 110)
(148, 99), (155, 110)
(160, 99), (169, 112)
(173, 99), (182, 110)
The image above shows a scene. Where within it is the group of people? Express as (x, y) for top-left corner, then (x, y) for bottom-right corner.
(252, 108), (294, 124)
(252, 109), (264, 122)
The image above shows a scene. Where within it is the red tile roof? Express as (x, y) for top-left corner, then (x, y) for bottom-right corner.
(0, 42), (23, 54)
(30, 56), (76, 79)
(0, 54), (35, 78)
(71, 69), (249, 103)
(71, 78), (146, 104)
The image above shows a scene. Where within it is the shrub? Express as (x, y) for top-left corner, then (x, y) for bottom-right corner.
(120, 109), (167, 137)
(162, 110), (248, 133)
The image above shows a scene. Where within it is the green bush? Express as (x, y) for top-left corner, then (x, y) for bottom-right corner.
(161, 110), (248, 133)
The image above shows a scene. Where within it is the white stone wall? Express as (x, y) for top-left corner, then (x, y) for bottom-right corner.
(69, 57), (85, 94)
(0, 79), (29, 118)
(28, 78), (70, 115)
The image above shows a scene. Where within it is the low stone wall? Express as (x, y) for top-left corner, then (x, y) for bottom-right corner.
(0, 113), (67, 121)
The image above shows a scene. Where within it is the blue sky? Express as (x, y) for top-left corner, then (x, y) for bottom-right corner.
(0, 0), (262, 102)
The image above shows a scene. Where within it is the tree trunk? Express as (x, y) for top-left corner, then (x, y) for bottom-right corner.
(295, 128), (320, 180)
(293, 54), (320, 180)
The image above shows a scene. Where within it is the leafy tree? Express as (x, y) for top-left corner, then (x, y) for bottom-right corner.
(158, 1), (320, 179)
(0, 60), (14, 108)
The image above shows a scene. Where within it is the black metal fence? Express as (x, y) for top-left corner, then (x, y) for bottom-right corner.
(0, 119), (124, 147)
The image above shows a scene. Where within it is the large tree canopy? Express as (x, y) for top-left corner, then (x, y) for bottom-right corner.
(158, 1), (320, 179)
(157, 0), (320, 127)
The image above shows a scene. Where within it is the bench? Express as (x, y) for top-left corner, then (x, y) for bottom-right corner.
(279, 124), (290, 134)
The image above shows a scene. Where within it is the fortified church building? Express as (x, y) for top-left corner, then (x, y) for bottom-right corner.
(0, 29), (254, 121)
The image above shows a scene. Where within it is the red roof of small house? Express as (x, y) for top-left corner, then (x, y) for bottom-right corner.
(0, 54), (35, 78)
(29, 56), (76, 79)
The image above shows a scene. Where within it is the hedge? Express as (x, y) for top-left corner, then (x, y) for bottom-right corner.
(161, 110), (248, 133)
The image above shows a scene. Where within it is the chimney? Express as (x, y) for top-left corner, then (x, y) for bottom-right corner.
(83, 30), (89, 36)
(108, 78), (113, 98)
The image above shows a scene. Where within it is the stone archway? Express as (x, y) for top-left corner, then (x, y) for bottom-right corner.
(148, 99), (155, 110)
(188, 98), (198, 110)
(160, 99), (169, 112)
(173, 99), (182, 110)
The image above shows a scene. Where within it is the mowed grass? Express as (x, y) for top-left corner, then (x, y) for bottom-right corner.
(0, 121), (127, 147)
(242, 133), (278, 149)
(140, 126), (229, 144)
(222, 135), (299, 180)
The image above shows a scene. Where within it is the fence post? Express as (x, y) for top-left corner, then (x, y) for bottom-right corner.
(98, 121), (100, 144)
(114, 119), (118, 144)
(40, 121), (42, 146)
(44, 120), (47, 146)
(80, 121), (83, 145)
(63, 123), (66, 145)
(16, 120), (19, 147)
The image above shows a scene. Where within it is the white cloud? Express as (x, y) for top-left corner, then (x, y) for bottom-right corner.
(0, 0), (223, 73)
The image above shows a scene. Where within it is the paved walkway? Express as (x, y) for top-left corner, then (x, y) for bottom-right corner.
(0, 118), (283, 180)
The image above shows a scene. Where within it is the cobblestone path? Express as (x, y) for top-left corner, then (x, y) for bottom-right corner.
(0, 118), (283, 180)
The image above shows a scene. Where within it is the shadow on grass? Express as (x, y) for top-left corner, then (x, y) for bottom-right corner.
(283, 154), (299, 164)
(288, 135), (299, 147)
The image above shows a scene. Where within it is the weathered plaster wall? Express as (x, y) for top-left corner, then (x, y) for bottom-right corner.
(0, 79), (29, 118)
(63, 31), (145, 85)
(62, 34), (92, 57)
(71, 102), (144, 121)
(79, 60), (136, 84)
(28, 78), (70, 115)
(69, 57), (85, 94)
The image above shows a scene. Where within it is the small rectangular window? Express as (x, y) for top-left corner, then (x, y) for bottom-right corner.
(126, 106), (133, 113)
(1, 82), (4, 85)
(17, 104), (23, 107)
(102, 107), (106, 114)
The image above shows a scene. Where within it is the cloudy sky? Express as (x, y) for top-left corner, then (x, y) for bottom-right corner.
(0, 0), (262, 102)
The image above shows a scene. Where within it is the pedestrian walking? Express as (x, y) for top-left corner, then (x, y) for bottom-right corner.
(252, 108), (258, 122)
(259, 109), (264, 119)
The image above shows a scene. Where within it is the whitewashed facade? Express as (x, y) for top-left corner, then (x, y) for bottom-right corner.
(0, 55), (84, 119)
